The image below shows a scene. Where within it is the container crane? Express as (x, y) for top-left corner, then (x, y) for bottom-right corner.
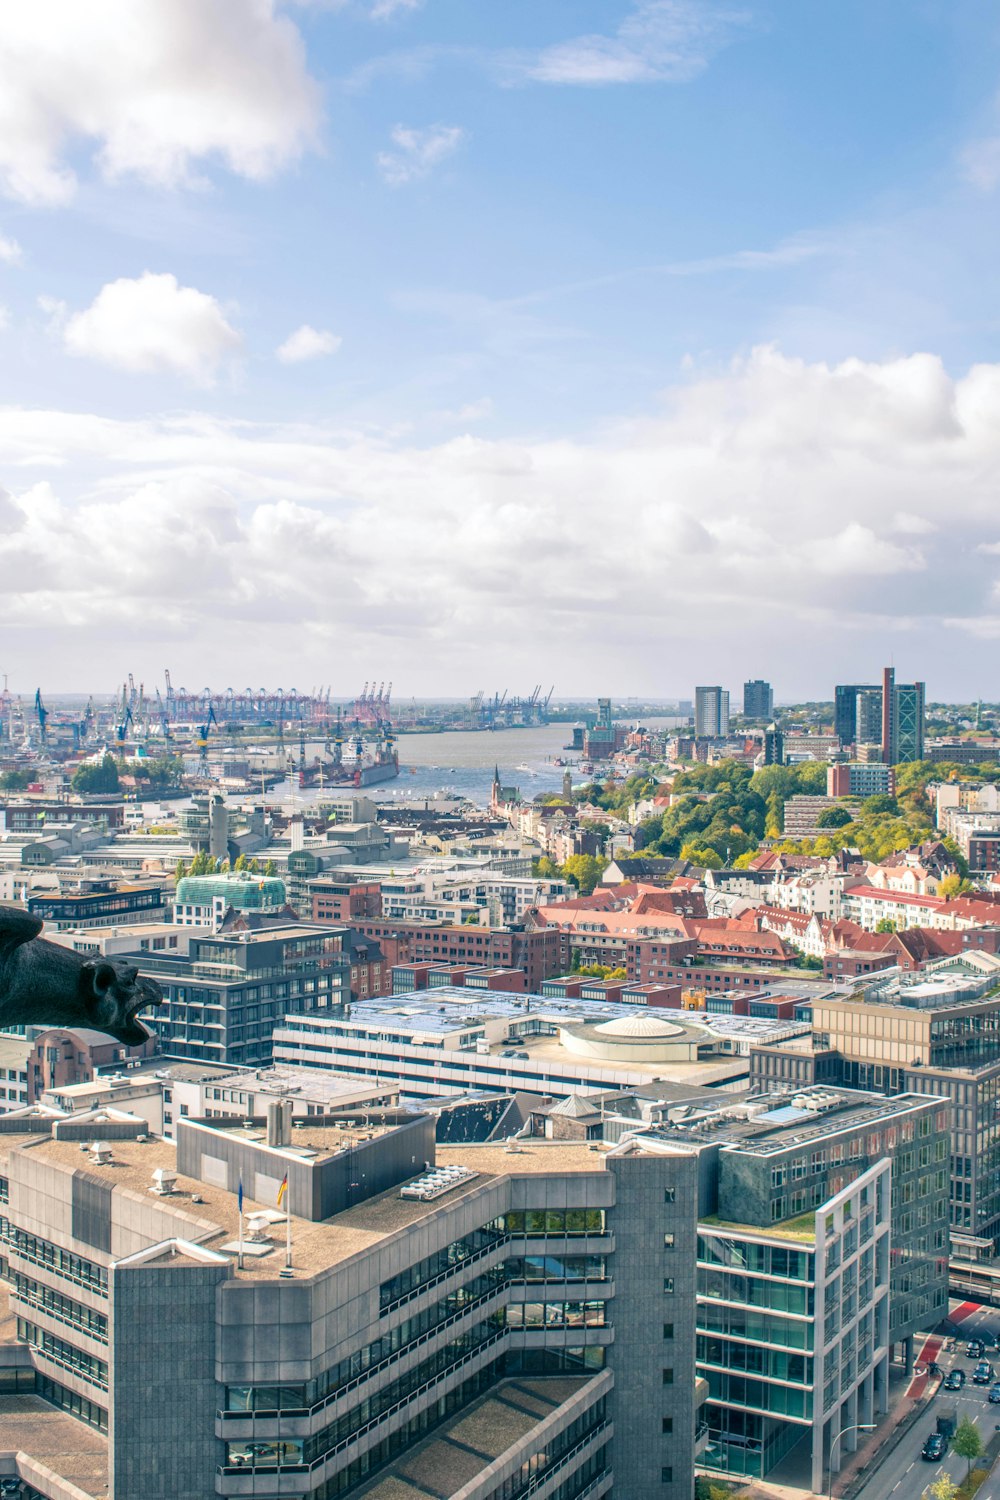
(34, 688), (48, 741)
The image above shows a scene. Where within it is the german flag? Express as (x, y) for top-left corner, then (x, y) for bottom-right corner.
(276, 1174), (288, 1208)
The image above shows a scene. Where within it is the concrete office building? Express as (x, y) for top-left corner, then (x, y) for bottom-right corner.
(271, 988), (788, 1097)
(695, 687), (730, 739)
(129, 923), (351, 1069)
(0, 1102), (701, 1500)
(742, 681), (774, 721)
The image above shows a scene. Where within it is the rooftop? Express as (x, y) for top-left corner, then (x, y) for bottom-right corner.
(0, 1394), (108, 1498)
(350, 1375), (596, 1500)
(0, 1133), (623, 1282)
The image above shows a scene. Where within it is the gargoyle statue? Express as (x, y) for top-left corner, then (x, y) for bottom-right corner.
(0, 905), (163, 1045)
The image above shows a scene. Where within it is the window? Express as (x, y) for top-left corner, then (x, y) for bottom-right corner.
(662, 1368), (674, 1384)
(662, 1417), (673, 1433)
(663, 1278), (674, 1294)
(661, 1467), (673, 1482)
(664, 1188), (675, 1203)
(663, 1233), (675, 1248)
(663, 1323), (674, 1339)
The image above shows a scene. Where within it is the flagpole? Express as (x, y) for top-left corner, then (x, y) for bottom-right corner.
(237, 1176), (244, 1271)
(285, 1194), (292, 1271)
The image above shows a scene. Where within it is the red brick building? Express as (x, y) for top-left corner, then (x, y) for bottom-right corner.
(311, 879), (382, 923)
(345, 918), (566, 992)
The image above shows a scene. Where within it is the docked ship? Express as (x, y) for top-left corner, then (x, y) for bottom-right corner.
(297, 717), (400, 790)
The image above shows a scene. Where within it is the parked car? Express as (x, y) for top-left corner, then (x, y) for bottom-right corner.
(989, 1384), (1000, 1404)
(968, 1339), (985, 1358)
(922, 1433), (947, 1461)
(974, 1361), (994, 1385)
(944, 1369), (966, 1390)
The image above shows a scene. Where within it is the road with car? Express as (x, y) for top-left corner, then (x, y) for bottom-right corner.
(854, 1304), (1000, 1500)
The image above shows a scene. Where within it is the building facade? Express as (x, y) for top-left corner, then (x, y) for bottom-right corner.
(0, 1111), (701, 1500)
(695, 688), (730, 739)
(131, 924), (350, 1069)
(742, 681), (774, 721)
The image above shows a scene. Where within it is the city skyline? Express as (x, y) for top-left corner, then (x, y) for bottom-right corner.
(2, 2), (1000, 690)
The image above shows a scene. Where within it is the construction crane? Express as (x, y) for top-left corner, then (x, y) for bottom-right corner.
(155, 689), (172, 740)
(197, 704), (218, 760)
(34, 688), (48, 741)
(117, 704), (134, 743)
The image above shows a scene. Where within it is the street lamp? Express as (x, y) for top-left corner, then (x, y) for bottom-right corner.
(828, 1422), (876, 1500)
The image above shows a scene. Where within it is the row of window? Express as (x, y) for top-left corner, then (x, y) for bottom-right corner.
(35, 1373), (107, 1433)
(17, 1318), (109, 1391)
(226, 1314), (506, 1471)
(227, 1267), (507, 1414)
(507, 1301), (608, 1329)
(12, 1273), (108, 1343)
(508, 1255), (608, 1283)
(0, 1221), (107, 1295)
(378, 1215), (610, 1311)
(696, 1236), (813, 1282)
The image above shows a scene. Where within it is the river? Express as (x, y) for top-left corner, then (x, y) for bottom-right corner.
(267, 719), (685, 809)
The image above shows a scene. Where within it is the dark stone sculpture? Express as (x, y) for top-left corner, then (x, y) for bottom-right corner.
(0, 905), (163, 1044)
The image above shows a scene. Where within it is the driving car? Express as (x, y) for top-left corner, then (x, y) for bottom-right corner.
(974, 1361), (994, 1385)
(989, 1384), (1000, 1404)
(968, 1339), (985, 1358)
(944, 1369), (966, 1390)
(922, 1433), (946, 1461)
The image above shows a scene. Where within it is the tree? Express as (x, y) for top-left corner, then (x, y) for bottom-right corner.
(248, 857), (260, 873)
(679, 842), (723, 870)
(263, 859), (277, 877)
(174, 858), (187, 883)
(952, 1415), (983, 1477)
(861, 793), (899, 817)
(928, 1476), (958, 1500)
(561, 854), (608, 895)
(233, 853), (248, 872)
(817, 806), (853, 828)
(532, 855), (559, 878)
(938, 873), (972, 900)
(875, 919), (897, 934)
(0, 769), (33, 791)
(71, 754), (120, 794)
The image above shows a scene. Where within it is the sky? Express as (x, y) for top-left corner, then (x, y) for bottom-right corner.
(1, 0), (1000, 703)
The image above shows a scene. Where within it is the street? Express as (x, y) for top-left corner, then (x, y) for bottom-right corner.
(855, 1304), (1000, 1500)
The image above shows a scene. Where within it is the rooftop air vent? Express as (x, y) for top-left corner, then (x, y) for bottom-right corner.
(91, 1142), (112, 1165)
(151, 1167), (177, 1196)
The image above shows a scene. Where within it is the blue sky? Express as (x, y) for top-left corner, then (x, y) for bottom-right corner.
(2, 0), (1000, 700)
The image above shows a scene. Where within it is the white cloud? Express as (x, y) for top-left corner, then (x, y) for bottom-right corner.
(63, 272), (242, 383)
(378, 124), (465, 185)
(508, 0), (749, 87)
(0, 232), (22, 265)
(0, 306), (9, 331)
(371, 0), (422, 18)
(0, 0), (321, 205)
(3, 345), (1000, 690)
(276, 324), (342, 363)
(961, 137), (1000, 193)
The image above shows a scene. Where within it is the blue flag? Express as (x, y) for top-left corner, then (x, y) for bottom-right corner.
(238, 1175), (244, 1214)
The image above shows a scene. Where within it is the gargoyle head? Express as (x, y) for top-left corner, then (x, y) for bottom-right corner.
(80, 959), (164, 1045)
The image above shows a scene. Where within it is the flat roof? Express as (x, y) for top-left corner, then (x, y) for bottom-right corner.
(1, 1133), (623, 1281)
(350, 1376), (595, 1500)
(0, 1393), (108, 1498)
